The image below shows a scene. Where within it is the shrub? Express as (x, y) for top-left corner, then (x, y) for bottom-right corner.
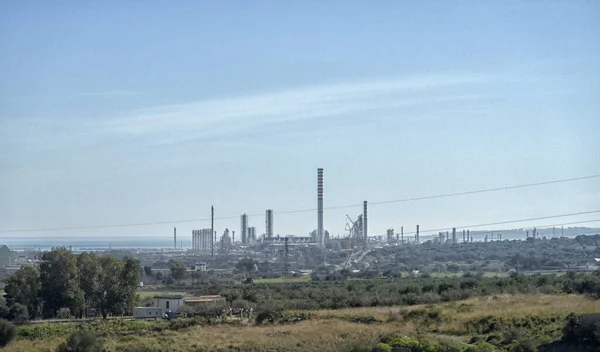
(8, 303), (29, 325)
(140, 296), (154, 307)
(56, 331), (104, 352)
(57, 307), (72, 319)
(372, 342), (392, 352)
(350, 315), (379, 324)
(255, 309), (283, 325)
(0, 319), (16, 347)
(502, 327), (524, 345)
(562, 313), (600, 345)
(509, 338), (537, 352)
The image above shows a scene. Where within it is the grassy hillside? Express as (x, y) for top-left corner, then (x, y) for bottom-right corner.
(4, 294), (599, 352)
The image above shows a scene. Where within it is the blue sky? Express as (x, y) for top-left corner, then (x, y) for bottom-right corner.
(1, 1), (599, 241)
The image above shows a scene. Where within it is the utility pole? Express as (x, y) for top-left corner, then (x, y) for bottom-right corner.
(284, 237), (289, 285)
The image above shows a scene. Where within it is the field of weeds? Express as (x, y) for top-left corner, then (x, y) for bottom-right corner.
(3, 294), (599, 352)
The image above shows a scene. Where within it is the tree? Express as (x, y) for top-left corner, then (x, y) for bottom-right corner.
(96, 256), (123, 319)
(4, 265), (41, 318)
(447, 263), (460, 273)
(77, 253), (100, 318)
(0, 296), (9, 319)
(0, 319), (16, 348)
(7, 303), (28, 325)
(191, 271), (200, 285)
(118, 257), (142, 314)
(143, 265), (153, 278)
(154, 271), (164, 282)
(56, 331), (104, 352)
(170, 261), (187, 282)
(140, 296), (154, 307)
(236, 258), (258, 275)
(86, 256), (142, 319)
(39, 248), (83, 318)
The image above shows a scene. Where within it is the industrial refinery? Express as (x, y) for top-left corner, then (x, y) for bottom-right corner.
(185, 168), (439, 258)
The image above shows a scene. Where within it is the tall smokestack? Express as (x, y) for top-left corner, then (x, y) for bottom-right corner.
(363, 201), (368, 248)
(317, 168), (324, 248)
(241, 214), (248, 244)
(266, 209), (274, 238)
(174, 227), (177, 249)
(401, 226), (404, 244)
(211, 206), (214, 257)
(416, 225), (420, 244)
(452, 228), (457, 244)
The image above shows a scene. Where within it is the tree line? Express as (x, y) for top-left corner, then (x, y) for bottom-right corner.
(2, 247), (142, 320)
(195, 271), (600, 311)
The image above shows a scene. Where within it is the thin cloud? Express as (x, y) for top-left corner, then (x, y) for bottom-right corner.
(105, 73), (490, 141)
(76, 90), (144, 97)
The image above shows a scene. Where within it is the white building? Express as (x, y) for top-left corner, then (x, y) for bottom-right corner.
(154, 295), (186, 313)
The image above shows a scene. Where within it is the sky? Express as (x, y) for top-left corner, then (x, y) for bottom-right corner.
(1, 1), (599, 242)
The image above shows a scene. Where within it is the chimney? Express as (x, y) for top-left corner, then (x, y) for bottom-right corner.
(266, 209), (274, 238)
(416, 225), (420, 244)
(317, 168), (324, 248)
(174, 227), (177, 249)
(241, 214), (248, 244)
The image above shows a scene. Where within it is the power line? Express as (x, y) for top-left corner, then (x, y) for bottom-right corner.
(399, 210), (600, 236)
(1, 173), (598, 233)
(254, 174), (600, 215)
(522, 219), (600, 230)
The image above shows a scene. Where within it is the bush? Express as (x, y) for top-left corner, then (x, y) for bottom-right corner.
(509, 338), (537, 352)
(57, 307), (72, 319)
(56, 331), (104, 352)
(372, 342), (392, 352)
(8, 303), (29, 325)
(0, 319), (16, 347)
(255, 309), (283, 325)
(562, 313), (600, 345)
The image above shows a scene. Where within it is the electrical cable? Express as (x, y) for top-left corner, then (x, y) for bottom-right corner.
(1, 174), (598, 233)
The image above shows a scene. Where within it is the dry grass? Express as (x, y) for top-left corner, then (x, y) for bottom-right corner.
(4, 294), (600, 352)
(307, 293), (600, 320)
(449, 293), (600, 319)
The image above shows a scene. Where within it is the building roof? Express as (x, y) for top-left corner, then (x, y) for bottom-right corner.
(183, 295), (225, 303)
(153, 295), (185, 299)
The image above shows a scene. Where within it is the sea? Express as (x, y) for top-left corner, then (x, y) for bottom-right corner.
(0, 236), (191, 252)
(1, 227), (598, 252)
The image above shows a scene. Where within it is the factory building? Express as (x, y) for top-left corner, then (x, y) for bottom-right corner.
(220, 229), (232, 253)
(247, 227), (256, 243)
(192, 229), (213, 253)
(386, 228), (394, 244)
